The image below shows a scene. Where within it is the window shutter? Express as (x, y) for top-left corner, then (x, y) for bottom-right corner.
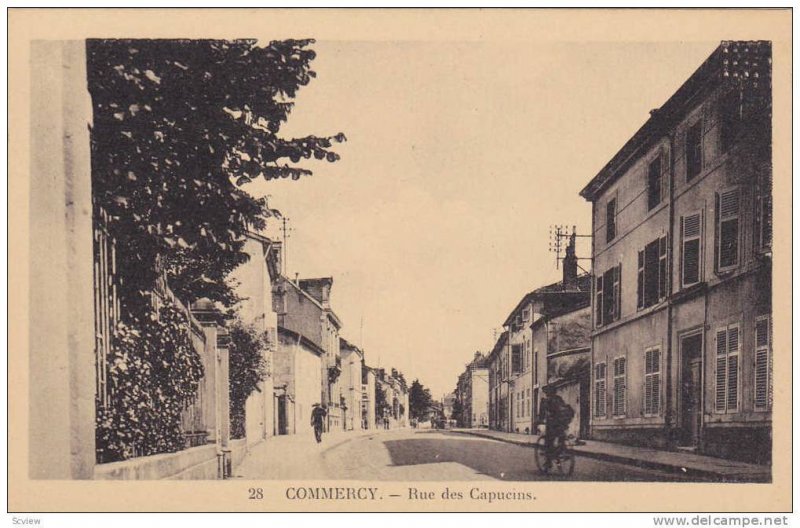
(652, 349), (661, 415)
(682, 213), (701, 287)
(614, 264), (622, 320)
(715, 329), (728, 412)
(658, 235), (668, 299)
(637, 250), (645, 309)
(718, 189), (740, 269)
(754, 317), (771, 411)
(727, 326), (740, 411)
(660, 156), (669, 206)
(596, 275), (604, 327)
(613, 357), (626, 416)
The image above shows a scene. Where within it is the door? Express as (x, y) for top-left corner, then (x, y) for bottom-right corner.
(679, 333), (703, 446)
(277, 395), (288, 435)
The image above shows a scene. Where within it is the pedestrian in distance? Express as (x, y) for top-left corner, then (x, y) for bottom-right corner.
(311, 403), (328, 443)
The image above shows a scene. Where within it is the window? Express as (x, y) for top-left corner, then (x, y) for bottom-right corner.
(686, 121), (703, 181)
(681, 213), (702, 287)
(755, 171), (773, 252)
(596, 265), (622, 327)
(595, 275), (603, 327)
(638, 234), (668, 309)
(644, 348), (661, 416)
(719, 88), (743, 154)
(522, 307), (531, 323)
(606, 198), (617, 242)
(511, 344), (522, 374)
(647, 154), (667, 210)
(715, 324), (740, 413)
(612, 357), (626, 417)
(594, 362), (607, 418)
(716, 189), (740, 271)
(754, 315), (772, 412)
(533, 350), (538, 385)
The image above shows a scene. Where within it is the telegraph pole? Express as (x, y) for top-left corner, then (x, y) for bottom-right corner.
(281, 217), (292, 276)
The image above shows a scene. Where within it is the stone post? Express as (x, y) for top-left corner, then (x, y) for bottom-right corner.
(29, 40), (96, 479)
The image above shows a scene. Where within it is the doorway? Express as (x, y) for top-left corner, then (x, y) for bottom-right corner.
(678, 333), (703, 447)
(277, 395), (288, 435)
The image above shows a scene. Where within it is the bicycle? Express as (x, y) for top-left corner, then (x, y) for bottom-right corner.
(533, 427), (576, 476)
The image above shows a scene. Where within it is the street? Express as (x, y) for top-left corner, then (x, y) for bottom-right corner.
(234, 429), (691, 482)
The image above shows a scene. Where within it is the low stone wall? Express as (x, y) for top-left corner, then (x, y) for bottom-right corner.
(230, 438), (249, 469)
(94, 444), (220, 480)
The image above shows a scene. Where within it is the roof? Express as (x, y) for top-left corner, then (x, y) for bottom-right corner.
(502, 274), (592, 326)
(281, 275), (343, 329)
(339, 337), (364, 358)
(487, 331), (509, 361)
(579, 41), (771, 202)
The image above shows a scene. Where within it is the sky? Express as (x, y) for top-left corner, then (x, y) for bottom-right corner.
(248, 39), (720, 399)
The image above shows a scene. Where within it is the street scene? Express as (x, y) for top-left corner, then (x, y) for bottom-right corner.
(235, 429), (695, 482)
(29, 34), (772, 486)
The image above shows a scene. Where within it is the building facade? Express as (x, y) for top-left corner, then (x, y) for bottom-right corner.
(229, 232), (282, 445)
(340, 338), (365, 431)
(455, 352), (489, 428)
(362, 365), (377, 430)
(487, 331), (509, 432)
(274, 276), (344, 432)
(580, 41), (772, 463)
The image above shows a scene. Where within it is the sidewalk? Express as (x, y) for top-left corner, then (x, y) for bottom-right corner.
(451, 428), (771, 482)
(232, 427), (393, 480)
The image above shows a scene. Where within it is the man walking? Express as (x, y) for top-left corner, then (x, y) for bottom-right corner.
(311, 403), (327, 443)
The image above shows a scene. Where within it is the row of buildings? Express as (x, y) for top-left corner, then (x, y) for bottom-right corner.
(454, 41), (772, 464)
(232, 233), (410, 445)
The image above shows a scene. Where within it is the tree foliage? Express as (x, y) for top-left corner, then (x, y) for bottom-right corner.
(87, 38), (345, 313)
(228, 320), (270, 440)
(409, 379), (433, 421)
(95, 298), (203, 463)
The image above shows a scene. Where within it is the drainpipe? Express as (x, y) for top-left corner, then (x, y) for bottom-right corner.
(665, 126), (676, 446)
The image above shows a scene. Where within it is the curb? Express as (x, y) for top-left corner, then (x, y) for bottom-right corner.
(451, 430), (770, 483)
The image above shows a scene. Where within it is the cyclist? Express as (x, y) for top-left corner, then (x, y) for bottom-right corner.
(534, 385), (574, 470)
(310, 403), (327, 443)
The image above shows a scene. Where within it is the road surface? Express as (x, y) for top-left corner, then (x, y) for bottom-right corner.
(235, 428), (691, 481)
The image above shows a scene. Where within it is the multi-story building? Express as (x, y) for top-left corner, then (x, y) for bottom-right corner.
(497, 247), (591, 435)
(487, 331), (509, 432)
(362, 365), (377, 430)
(455, 352), (489, 428)
(273, 276), (344, 432)
(340, 338), (365, 431)
(580, 41), (772, 463)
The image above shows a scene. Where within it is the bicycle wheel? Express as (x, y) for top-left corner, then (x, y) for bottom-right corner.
(553, 453), (575, 476)
(534, 437), (550, 474)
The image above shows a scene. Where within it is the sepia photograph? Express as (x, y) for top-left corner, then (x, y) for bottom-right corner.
(7, 6), (792, 515)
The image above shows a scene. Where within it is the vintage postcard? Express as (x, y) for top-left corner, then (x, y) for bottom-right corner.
(7, 7), (792, 513)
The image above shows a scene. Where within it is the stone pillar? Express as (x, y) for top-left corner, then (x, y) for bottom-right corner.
(29, 40), (96, 479)
(217, 328), (232, 478)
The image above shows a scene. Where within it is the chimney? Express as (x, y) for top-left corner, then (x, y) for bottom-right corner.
(563, 227), (578, 290)
(298, 278), (333, 308)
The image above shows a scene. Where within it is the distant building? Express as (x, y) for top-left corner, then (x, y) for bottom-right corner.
(487, 331), (509, 432)
(489, 235), (592, 435)
(441, 392), (457, 420)
(579, 41), (772, 463)
(455, 352), (489, 428)
(362, 365), (377, 430)
(340, 338), (365, 431)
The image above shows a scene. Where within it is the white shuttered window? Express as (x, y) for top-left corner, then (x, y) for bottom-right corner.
(715, 324), (740, 413)
(754, 315), (772, 412)
(644, 348), (661, 416)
